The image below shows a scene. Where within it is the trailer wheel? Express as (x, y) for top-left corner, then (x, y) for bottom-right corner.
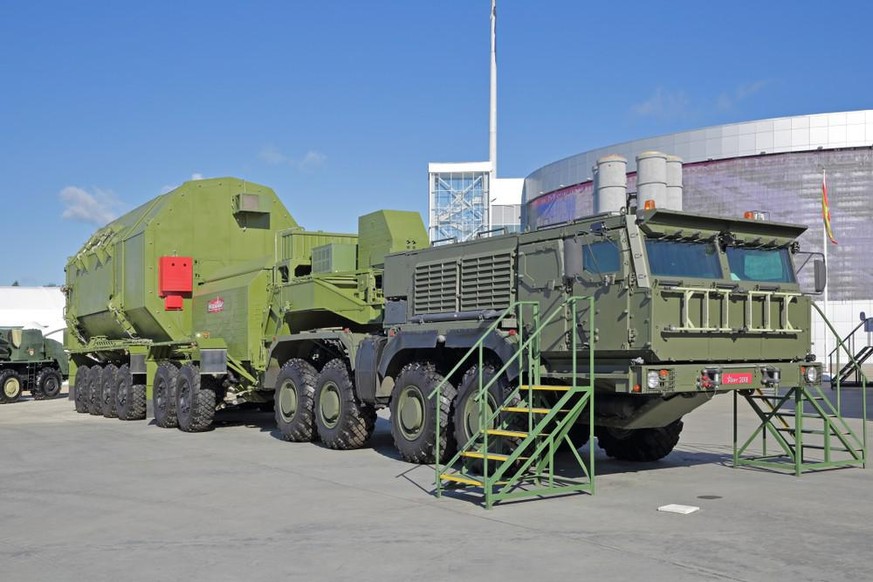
(101, 364), (119, 418)
(596, 419), (684, 462)
(88, 367), (104, 415)
(34, 368), (63, 400)
(74, 366), (91, 413)
(0, 369), (22, 404)
(390, 362), (456, 464)
(314, 358), (376, 449)
(153, 362), (179, 428)
(274, 358), (318, 442)
(115, 365), (146, 420)
(176, 364), (215, 432)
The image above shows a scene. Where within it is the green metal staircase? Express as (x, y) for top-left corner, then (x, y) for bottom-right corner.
(433, 296), (595, 508)
(733, 304), (867, 474)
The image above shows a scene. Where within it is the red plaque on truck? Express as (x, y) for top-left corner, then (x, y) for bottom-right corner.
(723, 372), (753, 385)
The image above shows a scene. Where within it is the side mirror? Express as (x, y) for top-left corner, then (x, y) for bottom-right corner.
(813, 259), (827, 294)
(861, 312), (867, 322)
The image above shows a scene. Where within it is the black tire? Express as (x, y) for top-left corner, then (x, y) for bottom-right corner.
(563, 422), (591, 450)
(176, 363), (216, 432)
(73, 366), (91, 413)
(274, 358), (318, 442)
(314, 358), (376, 449)
(389, 362), (456, 464)
(101, 364), (119, 418)
(88, 367), (104, 415)
(34, 368), (63, 400)
(0, 369), (23, 404)
(596, 419), (684, 462)
(452, 364), (521, 450)
(153, 362), (178, 428)
(115, 365), (146, 420)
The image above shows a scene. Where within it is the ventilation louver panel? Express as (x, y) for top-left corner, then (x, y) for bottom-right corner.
(414, 261), (458, 314)
(460, 252), (513, 311)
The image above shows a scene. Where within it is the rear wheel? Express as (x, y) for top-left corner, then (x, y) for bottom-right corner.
(88, 367), (104, 415)
(101, 364), (119, 418)
(596, 419), (684, 462)
(314, 358), (376, 449)
(74, 366), (91, 413)
(153, 362), (178, 428)
(274, 358), (318, 442)
(115, 365), (146, 420)
(176, 364), (216, 432)
(34, 368), (63, 400)
(390, 362), (456, 464)
(0, 370), (22, 404)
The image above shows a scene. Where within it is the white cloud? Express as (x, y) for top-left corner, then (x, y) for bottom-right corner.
(191, 172), (204, 180)
(717, 80), (769, 111)
(59, 186), (122, 226)
(259, 146), (327, 171)
(631, 87), (692, 121)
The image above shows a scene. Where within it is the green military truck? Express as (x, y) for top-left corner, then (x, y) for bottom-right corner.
(0, 327), (68, 403)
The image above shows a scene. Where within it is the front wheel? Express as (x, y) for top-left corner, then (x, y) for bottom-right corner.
(176, 364), (216, 433)
(389, 362), (456, 464)
(88, 367), (104, 415)
(596, 419), (684, 462)
(314, 358), (375, 449)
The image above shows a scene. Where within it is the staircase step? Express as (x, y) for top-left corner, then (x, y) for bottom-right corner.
(796, 444), (864, 453)
(439, 473), (483, 487)
(502, 406), (562, 414)
(519, 384), (571, 392)
(774, 427), (853, 436)
(774, 412), (839, 419)
(485, 428), (529, 438)
(460, 451), (523, 462)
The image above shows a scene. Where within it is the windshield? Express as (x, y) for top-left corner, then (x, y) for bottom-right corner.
(726, 247), (796, 283)
(645, 240), (722, 278)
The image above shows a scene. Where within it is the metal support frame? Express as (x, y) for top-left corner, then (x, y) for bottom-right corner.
(433, 296), (595, 508)
(733, 304), (867, 474)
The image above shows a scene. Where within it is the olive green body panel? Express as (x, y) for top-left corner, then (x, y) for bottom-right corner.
(64, 178), (297, 350)
(0, 328), (68, 376)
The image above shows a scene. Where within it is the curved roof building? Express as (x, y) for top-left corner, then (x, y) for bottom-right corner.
(523, 110), (873, 303)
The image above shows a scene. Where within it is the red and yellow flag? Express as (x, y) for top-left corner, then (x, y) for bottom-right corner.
(822, 169), (837, 245)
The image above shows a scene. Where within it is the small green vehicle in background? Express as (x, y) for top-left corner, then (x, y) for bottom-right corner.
(0, 327), (68, 403)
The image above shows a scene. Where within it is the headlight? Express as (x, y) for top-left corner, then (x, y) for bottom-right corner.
(803, 366), (819, 384)
(647, 370), (660, 389)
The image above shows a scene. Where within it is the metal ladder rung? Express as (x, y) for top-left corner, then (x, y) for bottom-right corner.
(460, 451), (527, 462)
(774, 412), (838, 419)
(774, 427), (851, 436)
(501, 406), (569, 414)
(796, 444), (864, 453)
(519, 384), (571, 392)
(485, 428), (529, 438)
(439, 473), (483, 486)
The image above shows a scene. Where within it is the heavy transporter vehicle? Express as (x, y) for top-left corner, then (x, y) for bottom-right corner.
(0, 327), (68, 403)
(66, 169), (823, 465)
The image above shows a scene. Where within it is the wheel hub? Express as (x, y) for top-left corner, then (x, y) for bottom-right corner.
(4, 378), (20, 398)
(398, 386), (425, 439)
(320, 383), (341, 428)
(279, 380), (298, 420)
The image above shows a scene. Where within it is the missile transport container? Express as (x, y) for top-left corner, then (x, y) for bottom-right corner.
(65, 177), (429, 432)
(0, 328), (68, 403)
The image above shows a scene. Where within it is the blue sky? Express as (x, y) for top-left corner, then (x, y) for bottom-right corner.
(2, 0), (871, 285)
